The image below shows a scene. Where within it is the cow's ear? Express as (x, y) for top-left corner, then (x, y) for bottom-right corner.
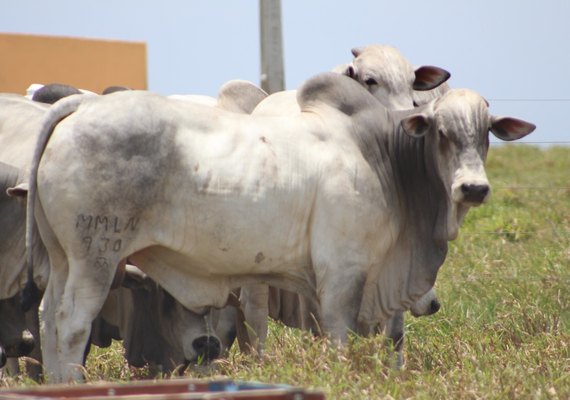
(351, 47), (364, 58)
(413, 66), (451, 91)
(490, 116), (536, 141)
(401, 113), (431, 138)
(6, 182), (28, 198)
(122, 264), (153, 290)
(331, 63), (354, 78)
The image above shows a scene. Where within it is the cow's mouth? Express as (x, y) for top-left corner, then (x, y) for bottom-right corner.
(189, 335), (222, 364)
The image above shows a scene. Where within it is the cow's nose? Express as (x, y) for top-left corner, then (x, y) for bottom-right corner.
(429, 299), (441, 315)
(0, 346), (6, 368)
(461, 183), (490, 203)
(192, 336), (221, 361)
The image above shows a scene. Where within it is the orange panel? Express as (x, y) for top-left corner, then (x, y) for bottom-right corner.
(0, 33), (147, 95)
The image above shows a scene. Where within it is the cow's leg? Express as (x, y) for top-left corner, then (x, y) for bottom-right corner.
(318, 269), (366, 343)
(55, 255), (118, 382)
(41, 260), (66, 383)
(239, 283), (269, 353)
(384, 312), (405, 369)
(298, 295), (322, 334)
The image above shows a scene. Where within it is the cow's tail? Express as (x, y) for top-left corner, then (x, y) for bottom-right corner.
(21, 94), (86, 312)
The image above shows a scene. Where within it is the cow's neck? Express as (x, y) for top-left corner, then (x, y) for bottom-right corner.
(352, 109), (449, 323)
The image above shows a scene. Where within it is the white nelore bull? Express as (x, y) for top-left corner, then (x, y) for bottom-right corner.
(26, 73), (535, 382)
(247, 44), (450, 359)
(253, 44), (450, 116)
(0, 90), (244, 378)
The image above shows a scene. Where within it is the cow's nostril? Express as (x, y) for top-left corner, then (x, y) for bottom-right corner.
(460, 184), (489, 203)
(192, 336), (221, 361)
(429, 299), (441, 315)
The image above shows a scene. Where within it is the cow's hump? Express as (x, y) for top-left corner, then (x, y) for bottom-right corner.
(297, 72), (378, 116)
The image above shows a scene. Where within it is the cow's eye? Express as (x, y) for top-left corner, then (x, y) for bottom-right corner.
(365, 77), (378, 86)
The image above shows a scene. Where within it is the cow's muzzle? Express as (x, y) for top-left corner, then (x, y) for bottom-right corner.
(411, 299), (441, 318)
(460, 183), (490, 204)
(192, 335), (221, 362)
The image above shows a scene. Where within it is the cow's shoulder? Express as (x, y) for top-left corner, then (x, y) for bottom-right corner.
(296, 72), (379, 117)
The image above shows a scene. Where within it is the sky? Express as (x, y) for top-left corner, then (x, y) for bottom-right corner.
(1, 0), (569, 146)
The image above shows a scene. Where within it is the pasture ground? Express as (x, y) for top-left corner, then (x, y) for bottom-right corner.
(1, 145), (569, 399)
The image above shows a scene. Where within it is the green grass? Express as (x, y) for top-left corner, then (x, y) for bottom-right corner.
(2, 145), (569, 399)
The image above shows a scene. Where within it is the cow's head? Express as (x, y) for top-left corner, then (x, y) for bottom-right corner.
(401, 88), (536, 240)
(118, 266), (224, 370)
(0, 294), (35, 359)
(345, 45), (450, 110)
(155, 289), (222, 365)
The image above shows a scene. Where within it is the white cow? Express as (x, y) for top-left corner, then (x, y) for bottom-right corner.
(25, 72), (535, 382)
(0, 95), (52, 299)
(253, 44), (450, 116)
(0, 88), (251, 378)
(245, 44), (450, 360)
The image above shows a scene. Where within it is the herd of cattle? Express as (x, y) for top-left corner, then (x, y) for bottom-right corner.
(0, 44), (535, 383)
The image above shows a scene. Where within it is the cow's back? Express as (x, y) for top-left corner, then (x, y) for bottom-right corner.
(0, 94), (48, 170)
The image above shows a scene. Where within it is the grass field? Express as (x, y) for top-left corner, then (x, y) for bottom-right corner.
(2, 145), (569, 399)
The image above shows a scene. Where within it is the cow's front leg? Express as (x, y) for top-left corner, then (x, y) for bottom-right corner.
(384, 311), (405, 369)
(318, 270), (366, 343)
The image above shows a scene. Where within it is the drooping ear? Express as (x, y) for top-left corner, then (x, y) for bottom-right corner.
(413, 66), (451, 91)
(6, 182), (28, 198)
(490, 116), (536, 141)
(401, 113), (431, 138)
(351, 47), (364, 58)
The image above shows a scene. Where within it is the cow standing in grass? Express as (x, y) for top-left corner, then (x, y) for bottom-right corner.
(25, 71), (534, 382)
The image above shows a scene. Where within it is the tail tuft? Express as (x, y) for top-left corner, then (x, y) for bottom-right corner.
(21, 279), (41, 312)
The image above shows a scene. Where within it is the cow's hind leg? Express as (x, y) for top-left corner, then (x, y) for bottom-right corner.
(239, 283), (269, 353)
(41, 244), (69, 383)
(55, 254), (119, 382)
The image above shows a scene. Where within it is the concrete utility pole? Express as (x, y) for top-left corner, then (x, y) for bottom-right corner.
(259, 0), (285, 94)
